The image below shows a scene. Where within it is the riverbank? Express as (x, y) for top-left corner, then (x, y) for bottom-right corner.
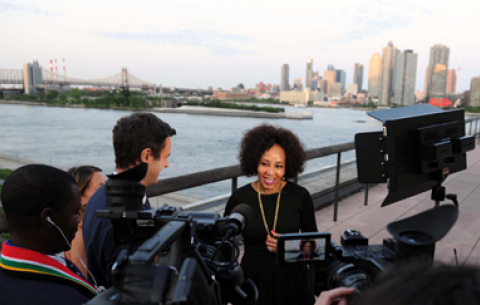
(153, 105), (313, 119)
(0, 100), (313, 119)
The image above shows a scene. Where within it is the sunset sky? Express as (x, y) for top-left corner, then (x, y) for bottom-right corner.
(1, 0), (479, 92)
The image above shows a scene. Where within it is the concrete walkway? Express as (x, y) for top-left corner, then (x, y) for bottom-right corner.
(315, 145), (480, 266)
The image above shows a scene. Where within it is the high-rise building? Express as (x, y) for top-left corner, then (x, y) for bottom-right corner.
(470, 76), (480, 107)
(305, 59), (313, 90)
(323, 69), (336, 94)
(281, 64), (290, 91)
(379, 41), (400, 106)
(368, 53), (382, 97)
(335, 70), (346, 93)
(23, 62), (43, 95)
(423, 67), (429, 97)
(393, 50), (418, 106)
(431, 64), (447, 98)
(327, 64), (335, 71)
(293, 77), (303, 91)
(318, 79), (328, 94)
(426, 44), (450, 99)
(328, 83), (342, 97)
(446, 69), (457, 94)
(353, 63), (364, 92)
(311, 74), (319, 91)
(347, 83), (359, 95)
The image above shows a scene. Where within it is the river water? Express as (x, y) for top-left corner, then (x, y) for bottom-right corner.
(0, 103), (382, 198)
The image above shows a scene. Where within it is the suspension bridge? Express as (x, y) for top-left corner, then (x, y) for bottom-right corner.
(0, 62), (213, 95)
(0, 66), (156, 91)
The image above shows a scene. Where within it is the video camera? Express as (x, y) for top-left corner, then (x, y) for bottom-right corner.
(277, 104), (475, 294)
(86, 163), (258, 305)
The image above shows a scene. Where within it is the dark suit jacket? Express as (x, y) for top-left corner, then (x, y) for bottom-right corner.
(83, 182), (151, 288)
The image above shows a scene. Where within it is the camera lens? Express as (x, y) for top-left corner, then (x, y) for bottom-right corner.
(327, 260), (370, 292)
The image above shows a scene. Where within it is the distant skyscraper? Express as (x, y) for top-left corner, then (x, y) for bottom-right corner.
(347, 83), (359, 95)
(293, 77), (303, 90)
(323, 69), (336, 94)
(393, 50), (418, 106)
(379, 41), (400, 106)
(281, 64), (290, 91)
(470, 76), (480, 107)
(423, 67), (429, 97)
(311, 74), (319, 91)
(327, 64), (335, 71)
(318, 79), (328, 94)
(368, 53), (382, 97)
(328, 83), (342, 97)
(305, 59), (313, 90)
(335, 70), (346, 93)
(426, 44), (450, 100)
(431, 64), (447, 98)
(446, 69), (457, 94)
(353, 63), (364, 92)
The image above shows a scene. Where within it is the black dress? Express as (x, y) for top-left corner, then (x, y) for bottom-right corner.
(225, 181), (318, 305)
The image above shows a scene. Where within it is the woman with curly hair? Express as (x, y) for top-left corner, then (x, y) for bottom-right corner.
(297, 240), (320, 261)
(225, 124), (318, 305)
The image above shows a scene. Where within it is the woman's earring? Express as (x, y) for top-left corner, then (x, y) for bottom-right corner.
(282, 177), (286, 180)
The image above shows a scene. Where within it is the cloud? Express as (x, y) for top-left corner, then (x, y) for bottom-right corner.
(0, 2), (60, 16)
(100, 29), (253, 56)
(321, 2), (431, 44)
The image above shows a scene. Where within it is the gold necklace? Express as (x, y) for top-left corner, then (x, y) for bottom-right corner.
(257, 181), (282, 235)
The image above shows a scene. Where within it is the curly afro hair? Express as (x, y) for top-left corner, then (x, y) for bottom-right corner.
(239, 124), (306, 179)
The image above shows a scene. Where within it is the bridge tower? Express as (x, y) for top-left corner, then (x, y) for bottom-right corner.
(121, 67), (129, 89)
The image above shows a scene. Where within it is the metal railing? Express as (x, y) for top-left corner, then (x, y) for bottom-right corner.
(147, 117), (480, 221)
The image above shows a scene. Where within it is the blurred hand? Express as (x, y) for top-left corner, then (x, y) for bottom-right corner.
(266, 230), (279, 252)
(316, 287), (355, 305)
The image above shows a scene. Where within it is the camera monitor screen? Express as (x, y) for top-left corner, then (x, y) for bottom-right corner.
(277, 232), (330, 265)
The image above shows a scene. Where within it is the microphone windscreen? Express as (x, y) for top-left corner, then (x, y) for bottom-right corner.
(231, 203), (252, 223)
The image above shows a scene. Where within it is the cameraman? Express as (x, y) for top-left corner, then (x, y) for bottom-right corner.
(83, 113), (176, 289)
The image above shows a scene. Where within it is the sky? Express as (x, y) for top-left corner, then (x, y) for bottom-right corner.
(1, 0), (479, 92)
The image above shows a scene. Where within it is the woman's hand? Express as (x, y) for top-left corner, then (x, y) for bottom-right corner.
(266, 230), (279, 252)
(315, 287), (355, 305)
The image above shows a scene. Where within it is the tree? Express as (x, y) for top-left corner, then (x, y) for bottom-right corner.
(58, 93), (68, 104)
(45, 90), (59, 101)
(69, 88), (82, 103)
(120, 88), (130, 100)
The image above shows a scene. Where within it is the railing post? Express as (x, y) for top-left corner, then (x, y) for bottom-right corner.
(470, 121), (473, 136)
(364, 184), (369, 206)
(231, 177), (238, 193)
(333, 152), (341, 222)
(476, 119), (479, 139)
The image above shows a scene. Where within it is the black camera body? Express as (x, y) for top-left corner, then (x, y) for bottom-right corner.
(311, 203), (460, 294)
(86, 163), (257, 305)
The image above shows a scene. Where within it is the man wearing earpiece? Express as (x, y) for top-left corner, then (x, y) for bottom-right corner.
(83, 112), (176, 289)
(0, 164), (98, 305)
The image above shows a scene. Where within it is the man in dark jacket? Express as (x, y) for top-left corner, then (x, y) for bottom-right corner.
(0, 164), (98, 305)
(83, 112), (175, 289)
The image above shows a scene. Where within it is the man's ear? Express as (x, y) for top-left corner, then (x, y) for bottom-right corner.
(40, 208), (53, 227)
(140, 148), (152, 163)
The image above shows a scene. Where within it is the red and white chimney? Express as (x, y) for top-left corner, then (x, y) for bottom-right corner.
(49, 60), (53, 80)
(54, 59), (58, 81)
(63, 58), (66, 81)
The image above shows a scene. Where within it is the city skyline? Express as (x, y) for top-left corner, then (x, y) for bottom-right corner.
(1, 0), (480, 92)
